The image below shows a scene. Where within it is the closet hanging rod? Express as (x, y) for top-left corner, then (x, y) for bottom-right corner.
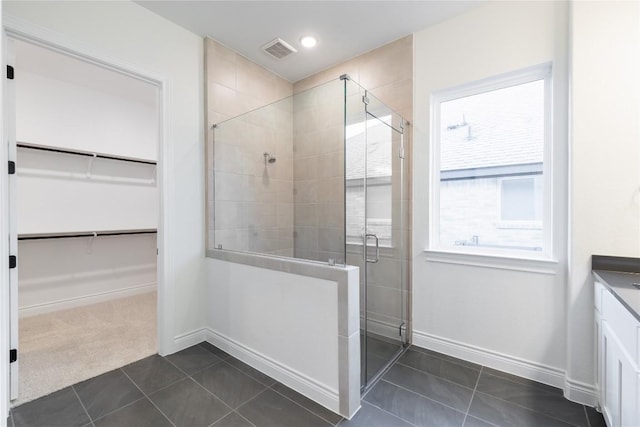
(18, 229), (157, 241)
(17, 142), (157, 165)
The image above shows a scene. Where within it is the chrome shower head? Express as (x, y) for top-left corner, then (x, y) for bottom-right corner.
(263, 152), (276, 165)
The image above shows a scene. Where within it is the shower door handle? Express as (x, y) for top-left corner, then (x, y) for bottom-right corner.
(365, 234), (380, 263)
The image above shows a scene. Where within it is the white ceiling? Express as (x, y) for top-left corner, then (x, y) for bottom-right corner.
(135, 1), (480, 82)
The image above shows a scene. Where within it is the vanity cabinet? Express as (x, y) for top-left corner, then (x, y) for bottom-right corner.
(595, 281), (640, 427)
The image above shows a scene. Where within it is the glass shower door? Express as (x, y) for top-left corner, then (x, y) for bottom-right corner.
(345, 80), (408, 390)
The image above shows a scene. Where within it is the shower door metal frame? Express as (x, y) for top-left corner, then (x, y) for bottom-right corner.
(359, 89), (409, 393)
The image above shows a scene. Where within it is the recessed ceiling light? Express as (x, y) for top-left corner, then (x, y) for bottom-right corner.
(300, 36), (317, 48)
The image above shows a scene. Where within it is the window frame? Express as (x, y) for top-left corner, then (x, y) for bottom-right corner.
(429, 63), (553, 260)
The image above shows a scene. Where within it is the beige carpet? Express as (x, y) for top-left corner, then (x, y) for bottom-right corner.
(14, 291), (157, 406)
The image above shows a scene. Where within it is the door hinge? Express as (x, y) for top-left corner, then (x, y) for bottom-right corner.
(362, 95), (370, 106)
(6, 65), (14, 80)
(8, 161), (15, 175)
(398, 146), (406, 159)
(399, 321), (406, 337)
(10, 349), (17, 363)
(9, 255), (16, 269)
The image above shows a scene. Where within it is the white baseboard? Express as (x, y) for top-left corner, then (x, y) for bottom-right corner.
(18, 282), (157, 318)
(171, 327), (208, 355)
(412, 330), (597, 406)
(564, 377), (597, 406)
(205, 328), (340, 415)
(412, 329), (566, 388)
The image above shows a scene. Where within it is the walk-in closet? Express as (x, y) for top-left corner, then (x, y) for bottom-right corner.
(9, 39), (159, 405)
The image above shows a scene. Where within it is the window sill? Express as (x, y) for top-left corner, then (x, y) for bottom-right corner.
(423, 249), (558, 275)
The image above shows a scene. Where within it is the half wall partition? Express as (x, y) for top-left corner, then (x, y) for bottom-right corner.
(210, 76), (410, 392)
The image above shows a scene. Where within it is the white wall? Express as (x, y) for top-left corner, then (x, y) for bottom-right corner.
(207, 258), (339, 397)
(16, 70), (157, 161)
(413, 0), (570, 392)
(568, 0), (640, 398)
(3, 0), (205, 375)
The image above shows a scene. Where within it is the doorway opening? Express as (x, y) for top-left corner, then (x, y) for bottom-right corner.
(7, 37), (162, 406)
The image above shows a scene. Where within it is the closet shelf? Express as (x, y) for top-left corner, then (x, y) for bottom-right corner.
(17, 142), (157, 165)
(18, 229), (157, 241)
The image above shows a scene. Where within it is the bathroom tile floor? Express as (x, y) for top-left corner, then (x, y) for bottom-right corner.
(7, 342), (606, 427)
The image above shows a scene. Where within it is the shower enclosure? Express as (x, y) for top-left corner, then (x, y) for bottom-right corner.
(211, 76), (409, 391)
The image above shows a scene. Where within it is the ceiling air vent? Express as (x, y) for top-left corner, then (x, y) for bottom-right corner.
(262, 38), (297, 60)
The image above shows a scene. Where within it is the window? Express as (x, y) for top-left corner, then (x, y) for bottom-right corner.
(431, 65), (551, 256)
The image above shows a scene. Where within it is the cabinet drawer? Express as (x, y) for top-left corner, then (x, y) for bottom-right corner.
(595, 281), (605, 313)
(602, 289), (639, 363)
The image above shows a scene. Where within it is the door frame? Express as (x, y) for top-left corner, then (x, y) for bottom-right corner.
(1, 15), (172, 416)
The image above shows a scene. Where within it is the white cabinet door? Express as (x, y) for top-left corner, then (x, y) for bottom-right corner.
(602, 320), (640, 427)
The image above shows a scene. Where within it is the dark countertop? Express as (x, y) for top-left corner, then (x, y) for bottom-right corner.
(592, 268), (640, 323)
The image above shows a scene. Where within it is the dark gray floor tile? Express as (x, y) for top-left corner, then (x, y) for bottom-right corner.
(74, 368), (143, 420)
(192, 362), (267, 409)
(166, 345), (223, 375)
(409, 346), (482, 370)
(364, 380), (466, 427)
(6, 414), (12, 427)
(365, 336), (402, 360)
(93, 398), (172, 427)
(339, 401), (413, 427)
(480, 367), (561, 395)
(476, 372), (586, 426)
(585, 406), (606, 427)
(200, 341), (231, 359)
(365, 352), (394, 383)
(237, 388), (331, 427)
(148, 377), (231, 427)
(225, 358), (277, 386)
(12, 387), (90, 427)
(468, 392), (575, 427)
(272, 382), (343, 425)
(122, 354), (185, 394)
(383, 363), (474, 412)
(398, 349), (481, 388)
(212, 412), (256, 427)
(463, 415), (496, 427)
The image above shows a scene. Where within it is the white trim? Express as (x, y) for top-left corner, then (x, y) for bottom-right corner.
(172, 328), (208, 353)
(205, 328), (341, 415)
(412, 329), (597, 406)
(423, 249), (558, 275)
(18, 283), (157, 318)
(0, 1), (9, 420)
(412, 329), (566, 388)
(429, 63), (554, 259)
(564, 377), (597, 406)
(1, 14), (172, 410)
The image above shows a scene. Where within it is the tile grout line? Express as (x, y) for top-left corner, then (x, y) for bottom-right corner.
(583, 405), (592, 427)
(358, 400), (419, 427)
(394, 359), (479, 391)
(268, 382), (341, 426)
(206, 410), (258, 427)
(220, 358), (275, 387)
(89, 396), (149, 424)
(461, 365), (483, 426)
(360, 345), (411, 401)
(70, 385), (95, 427)
(183, 374), (236, 421)
(119, 367), (177, 427)
(186, 359), (271, 411)
(377, 378), (469, 416)
(409, 346), (482, 371)
(470, 389), (580, 427)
